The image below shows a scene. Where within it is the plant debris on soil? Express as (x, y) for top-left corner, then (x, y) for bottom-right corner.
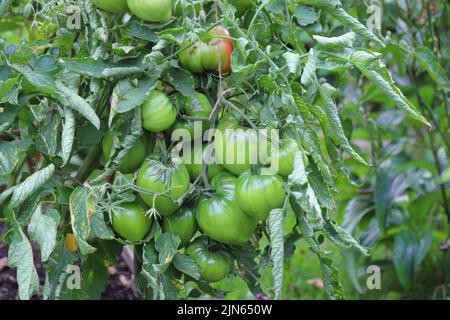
(0, 223), (137, 300)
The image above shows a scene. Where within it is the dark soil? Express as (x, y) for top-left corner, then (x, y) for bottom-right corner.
(0, 223), (137, 300)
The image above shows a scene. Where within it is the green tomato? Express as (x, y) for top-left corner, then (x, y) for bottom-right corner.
(183, 92), (212, 118)
(186, 236), (233, 283)
(197, 172), (258, 246)
(162, 207), (197, 246)
(273, 138), (300, 178)
(214, 118), (261, 176)
(93, 0), (129, 13)
(142, 91), (177, 133)
(184, 144), (224, 182)
(179, 42), (207, 73)
(111, 202), (152, 242)
(136, 158), (190, 216)
(236, 170), (286, 220)
(102, 132), (149, 174)
(127, 0), (172, 22)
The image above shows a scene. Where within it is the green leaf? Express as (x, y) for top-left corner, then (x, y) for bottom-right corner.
(34, 113), (59, 157)
(293, 5), (321, 26)
(283, 52), (301, 76)
(161, 67), (196, 97)
(313, 32), (355, 47)
(27, 205), (60, 262)
(56, 80), (100, 130)
(318, 255), (345, 300)
(62, 58), (122, 79)
(288, 152), (324, 229)
(322, 211), (370, 255)
(300, 49), (317, 88)
(10, 163), (55, 208)
(173, 253), (201, 280)
(104, 109), (143, 176)
(79, 250), (110, 299)
(110, 74), (160, 116)
(414, 46), (450, 92)
(319, 83), (367, 165)
(342, 196), (374, 234)
(0, 138), (32, 177)
(123, 20), (158, 42)
(18, 68), (56, 95)
(61, 107), (75, 166)
(69, 186), (96, 255)
(350, 50), (429, 126)
(230, 245), (261, 296)
(155, 232), (181, 265)
(0, 76), (19, 104)
(5, 209), (40, 300)
(43, 241), (78, 300)
(300, 0), (384, 47)
(90, 210), (114, 240)
(393, 230), (433, 289)
(374, 172), (408, 232)
(0, 0), (14, 17)
(268, 208), (284, 300)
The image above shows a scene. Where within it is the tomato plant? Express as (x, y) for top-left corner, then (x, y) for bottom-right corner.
(1, 0), (448, 302)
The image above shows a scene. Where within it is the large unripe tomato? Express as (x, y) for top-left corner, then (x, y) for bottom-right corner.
(162, 207), (197, 246)
(170, 92), (212, 141)
(196, 172), (258, 246)
(273, 138), (300, 177)
(236, 170), (286, 220)
(127, 0), (172, 22)
(102, 132), (148, 174)
(93, 0), (129, 13)
(184, 144), (224, 182)
(136, 158), (190, 216)
(111, 202), (152, 242)
(214, 117), (265, 176)
(186, 237), (232, 283)
(141, 91), (177, 133)
(179, 27), (234, 74)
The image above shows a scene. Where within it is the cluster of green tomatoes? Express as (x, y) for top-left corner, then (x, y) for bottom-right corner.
(93, 0), (300, 284)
